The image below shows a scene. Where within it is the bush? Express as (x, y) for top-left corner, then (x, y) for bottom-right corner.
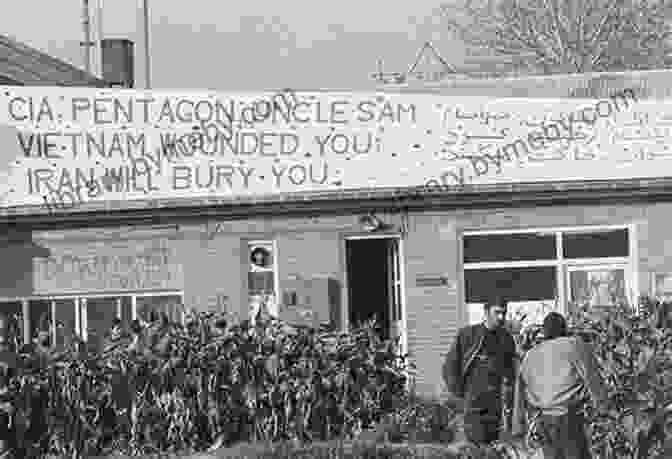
(508, 297), (672, 459)
(6, 314), (413, 458)
(376, 394), (461, 444)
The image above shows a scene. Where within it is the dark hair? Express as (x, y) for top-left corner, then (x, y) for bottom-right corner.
(38, 331), (51, 348)
(543, 312), (568, 340)
(484, 295), (508, 311)
(130, 320), (143, 335)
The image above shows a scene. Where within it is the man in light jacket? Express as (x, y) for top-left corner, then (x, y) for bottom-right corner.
(512, 312), (608, 459)
(443, 296), (517, 445)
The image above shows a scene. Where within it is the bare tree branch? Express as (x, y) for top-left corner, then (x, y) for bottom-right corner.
(441, 0), (672, 73)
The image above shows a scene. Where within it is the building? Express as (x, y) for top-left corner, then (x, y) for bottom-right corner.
(1, 35), (672, 396)
(0, 33), (108, 87)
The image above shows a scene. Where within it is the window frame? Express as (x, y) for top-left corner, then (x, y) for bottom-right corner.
(0, 289), (184, 347)
(247, 239), (279, 318)
(462, 223), (637, 320)
(565, 263), (630, 306)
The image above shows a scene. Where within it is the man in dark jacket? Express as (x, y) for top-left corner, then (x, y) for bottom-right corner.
(443, 296), (517, 445)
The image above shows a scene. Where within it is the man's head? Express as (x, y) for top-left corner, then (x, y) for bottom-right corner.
(130, 319), (143, 336)
(543, 312), (568, 340)
(484, 296), (508, 329)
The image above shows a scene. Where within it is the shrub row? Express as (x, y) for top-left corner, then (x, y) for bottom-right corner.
(6, 314), (416, 458)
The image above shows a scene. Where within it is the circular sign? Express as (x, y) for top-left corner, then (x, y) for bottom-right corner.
(250, 246), (272, 268)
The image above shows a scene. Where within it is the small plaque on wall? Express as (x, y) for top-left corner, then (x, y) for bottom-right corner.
(415, 275), (454, 288)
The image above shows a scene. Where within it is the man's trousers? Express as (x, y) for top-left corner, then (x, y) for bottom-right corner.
(463, 390), (502, 445)
(535, 407), (591, 459)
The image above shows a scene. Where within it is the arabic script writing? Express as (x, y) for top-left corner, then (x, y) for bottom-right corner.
(426, 88), (638, 188)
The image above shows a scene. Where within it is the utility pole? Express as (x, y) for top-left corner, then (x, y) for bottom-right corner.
(81, 0), (92, 74)
(138, 0), (152, 89)
(95, 0), (104, 78)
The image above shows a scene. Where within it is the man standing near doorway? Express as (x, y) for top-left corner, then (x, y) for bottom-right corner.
(442, 296), (517, 445)
(512, 312), (608, 459)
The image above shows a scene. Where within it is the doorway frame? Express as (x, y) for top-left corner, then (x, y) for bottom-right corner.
(342, 233), (407, 356)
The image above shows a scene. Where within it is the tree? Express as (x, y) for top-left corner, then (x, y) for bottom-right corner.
(440, 0), (672, 74)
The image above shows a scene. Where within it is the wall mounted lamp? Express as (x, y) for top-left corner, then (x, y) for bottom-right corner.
(359, 213), (394, 232)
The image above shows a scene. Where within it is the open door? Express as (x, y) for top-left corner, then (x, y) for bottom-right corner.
(345, 236), (404, 349)
(386, 238), (403, 353)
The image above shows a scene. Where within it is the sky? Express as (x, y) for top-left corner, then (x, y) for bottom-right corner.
(0, 0), (466, 92)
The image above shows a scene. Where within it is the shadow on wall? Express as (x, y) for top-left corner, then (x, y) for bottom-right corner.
(0, 231), (50, 298)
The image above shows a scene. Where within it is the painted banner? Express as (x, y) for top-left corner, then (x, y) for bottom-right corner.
(0, 85), (666, 211)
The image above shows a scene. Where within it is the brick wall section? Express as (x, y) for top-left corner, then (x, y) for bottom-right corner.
(276, 231), (342, 325)
(403, 214), (461, 398)
(174, 233), (244, 323)
(0, 244), (34, 298)
(638, 203), (672, 294)
(176, 215), (357, 322)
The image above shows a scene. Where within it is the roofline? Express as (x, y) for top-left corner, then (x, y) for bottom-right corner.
(182, 68), (672, 95)
(0, 33), (109, 87)
(3, 178), (672, 230)
(415, 67), (672, 86)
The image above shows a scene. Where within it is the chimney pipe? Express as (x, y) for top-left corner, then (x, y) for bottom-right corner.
(82, 0), (92, 74)
(101, 39), (135, 88)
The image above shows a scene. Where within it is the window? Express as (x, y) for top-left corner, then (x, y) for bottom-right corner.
(464, 233), (556, 263)
(84, 297), (119, 352)
(463, 225), (633, 325)
(29, 300), (52, 344)
(568, 266), (627, 308)
(562, 229), (628, 259)
(248, 240), (278, 319)
(137, 294), (184, 324)
(6, 291), (183, 349)
(54, 298), (76, 351)
(0, 302), (23, 349)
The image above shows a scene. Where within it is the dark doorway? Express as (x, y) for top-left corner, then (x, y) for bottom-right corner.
(345, 237), (401, 341)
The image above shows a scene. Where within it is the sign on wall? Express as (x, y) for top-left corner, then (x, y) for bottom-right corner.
(32, 238), (181, 293)
(0, 85), (666, 211)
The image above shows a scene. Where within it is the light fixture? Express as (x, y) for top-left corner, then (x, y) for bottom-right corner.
(359, 213), (394, 232)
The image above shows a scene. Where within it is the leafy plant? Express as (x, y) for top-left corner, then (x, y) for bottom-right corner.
(5, 313), (413, 458)
(506, 296), (672, 459)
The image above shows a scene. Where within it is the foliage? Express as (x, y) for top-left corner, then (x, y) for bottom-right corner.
(4, 314), (412, 458)
(568, 297), (672, 458)
(507, 296), (672, 459)
(378, 394), (462, 444)
(439, 0), (672, 74)
(11, 294), (672, 459)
